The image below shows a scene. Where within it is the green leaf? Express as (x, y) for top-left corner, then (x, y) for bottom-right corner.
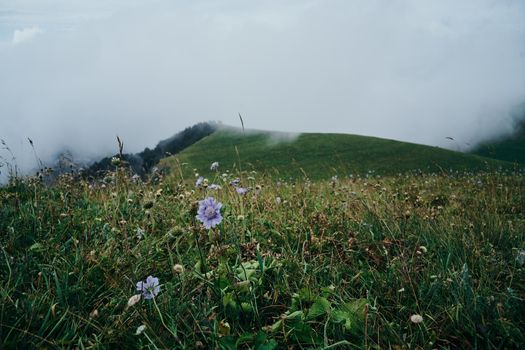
(289, 321), (322, 345)
(306, 297), (331, 320)
(270, 319), (282, 333)
(285, 310), (304, 320)
(254, 331), (278, 350)
(223, 293), (235, 308)
(218, 335), (237, 350)
(332, 299), (368, 333)
(29, 242), (45, 253)
(240, 302), (254, 313)
(258, 339), (278, 350)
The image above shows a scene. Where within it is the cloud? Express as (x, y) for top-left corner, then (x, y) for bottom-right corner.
(12, 26), (42, 44)
(0, 0), (524, 179)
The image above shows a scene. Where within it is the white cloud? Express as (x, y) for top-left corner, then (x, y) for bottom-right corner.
(0, 0), (524, 179)
(12, 26), (42, 44)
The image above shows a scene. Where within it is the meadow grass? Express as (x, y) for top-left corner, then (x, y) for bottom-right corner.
(0, 166), (524, 349)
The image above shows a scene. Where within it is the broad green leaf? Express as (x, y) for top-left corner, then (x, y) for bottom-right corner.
(306, 297), (331, 320)
(218, 335), (237, 350)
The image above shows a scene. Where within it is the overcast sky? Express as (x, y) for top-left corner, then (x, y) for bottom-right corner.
(1, 0), (525, 175)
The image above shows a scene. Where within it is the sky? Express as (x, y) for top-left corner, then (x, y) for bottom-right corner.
(1, 0), (525, 176)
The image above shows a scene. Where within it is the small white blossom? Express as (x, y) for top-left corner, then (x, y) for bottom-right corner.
(127, 294), (141, 307)
(135, 324), (146, 335)
(516, 249), (525, 265)
(173, 264), (184, 274)
(410, 314), (424, 324)
(136, 228), (145, 240)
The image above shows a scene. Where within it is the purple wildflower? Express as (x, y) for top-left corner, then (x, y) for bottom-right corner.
(195, 176), (204, 187)
(210, 162), (219, 171)
(230, 178), (241, 187)
(209, 184), (221, 190)
(136, 275), (160, 299)
(236, 187), (248, 195)
(196, 197), (223, 229)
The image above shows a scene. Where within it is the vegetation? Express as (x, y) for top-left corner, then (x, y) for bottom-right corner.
(87, 122), (217, 177)
(1, 160), (524, 348)
(470, 103), (525, 165)
(471, 120), (525, 166)
(160, 129), (516, 181)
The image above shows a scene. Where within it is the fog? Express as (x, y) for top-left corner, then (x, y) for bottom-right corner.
(1, 0), (524, 176)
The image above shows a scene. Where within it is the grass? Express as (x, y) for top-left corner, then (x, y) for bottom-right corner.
(159, 128), (516, 181)
(1, 161), (524, 349)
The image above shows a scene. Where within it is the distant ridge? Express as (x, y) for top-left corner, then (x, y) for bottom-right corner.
(86, 122), (218, 177)
(471, 118), (525, 165)
(160, 127), (516, 180)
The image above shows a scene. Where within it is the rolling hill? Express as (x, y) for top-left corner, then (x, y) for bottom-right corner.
(159, 127), (516, 180)
(471, 120), (525, 165)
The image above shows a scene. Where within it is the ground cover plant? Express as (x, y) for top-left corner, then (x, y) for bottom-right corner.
(0, 163), (524, 349)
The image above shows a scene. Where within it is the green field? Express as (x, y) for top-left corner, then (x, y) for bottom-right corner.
(1, 164), (524, 348)
(160, 128), (515, 181)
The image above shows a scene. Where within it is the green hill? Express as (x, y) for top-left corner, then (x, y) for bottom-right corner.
(471, 122), (525, 165)
(471, 103), (525, 165)
(160, 128), (515, 180)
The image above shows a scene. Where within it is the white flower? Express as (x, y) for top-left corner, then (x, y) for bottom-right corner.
(136, 228), (145, 240)
(127, 294), (141, 307)
(210, 162), (219, 171)
(516, 249), (525, 265)
(173, 264), (184, 274)
(410, 314), (423, 324)
(135, 324), (146, 335)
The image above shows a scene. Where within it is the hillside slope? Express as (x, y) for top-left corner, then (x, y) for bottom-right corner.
(160, 128), (514, 180)
(471, 121), (525, 165)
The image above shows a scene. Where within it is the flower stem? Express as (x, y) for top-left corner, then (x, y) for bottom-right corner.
(152, 298), (182, 347)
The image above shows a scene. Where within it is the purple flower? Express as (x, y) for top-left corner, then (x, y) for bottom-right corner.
(236, 187), (248, 195)
(210, 162), (219, 171)
(230, 178), (241, 187)
(196, 197), (223, 229)
(209, 184), (221, 190)
(136, 275), (160, 299)
(195, 176), (204, 187)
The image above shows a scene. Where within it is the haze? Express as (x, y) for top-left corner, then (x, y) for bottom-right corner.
(1, 0), (525, 176)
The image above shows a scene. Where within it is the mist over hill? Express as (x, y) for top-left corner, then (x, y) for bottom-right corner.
(471, 103), (525, 165)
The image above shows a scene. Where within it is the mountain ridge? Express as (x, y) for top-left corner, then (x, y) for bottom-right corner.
(159, 127), (518, 180)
